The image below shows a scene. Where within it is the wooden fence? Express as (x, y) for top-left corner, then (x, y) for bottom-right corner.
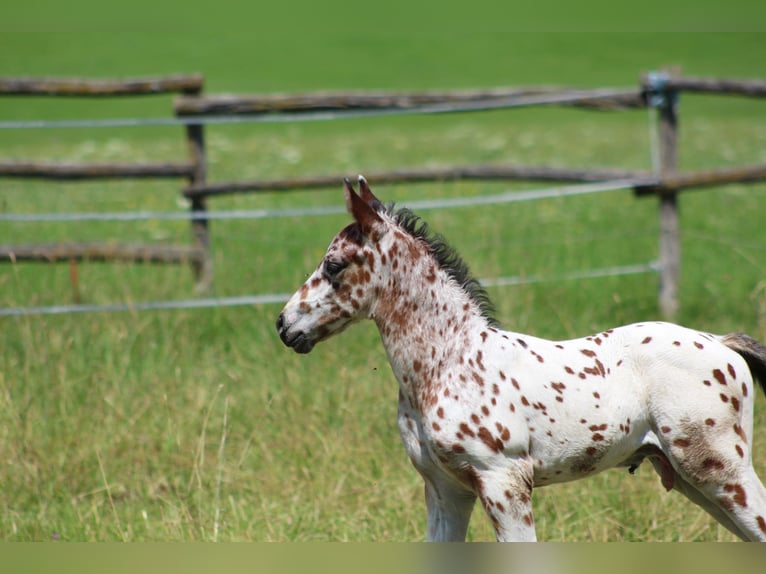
(2, 71), (766, 316)
(0, 74), (213, 290)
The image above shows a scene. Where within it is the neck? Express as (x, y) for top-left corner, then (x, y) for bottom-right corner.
(371, 264), (490, 406)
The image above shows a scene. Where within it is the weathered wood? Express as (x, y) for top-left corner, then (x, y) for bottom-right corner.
(183, 164), (654, 199)
(184, 121), (213, 293)
(642, 74), (766, 99)
(0, 160), (196, 180)
(0, 242), (204, 264)
(634, 163), (766, 196)
(174, 87), (645, 116)
(0, 74), (204, 97)
(655, 70), (681, 321)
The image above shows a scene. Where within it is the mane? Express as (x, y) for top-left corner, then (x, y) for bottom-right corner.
(381, 202), (499, 327)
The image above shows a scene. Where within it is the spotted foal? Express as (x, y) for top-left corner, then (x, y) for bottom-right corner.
(277, 176), (766, 541)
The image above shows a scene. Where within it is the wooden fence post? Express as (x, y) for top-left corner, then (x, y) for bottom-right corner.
(646, 69), (681, 320)
(183, 81), (213, 294)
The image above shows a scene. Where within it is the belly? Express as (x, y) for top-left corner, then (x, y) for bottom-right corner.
(526, 407), (651, 486)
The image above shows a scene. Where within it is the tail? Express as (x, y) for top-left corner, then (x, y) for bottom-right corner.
(720, 332), (766, 395)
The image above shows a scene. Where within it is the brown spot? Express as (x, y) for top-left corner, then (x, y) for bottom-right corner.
(742, 383), (749, 397)
(724, 483), (748, 508)
(673, 438), (691, 448)
(586, 447), (598, 456)
(702, 458), (725, 472)
(522, 513), (534, 527)
(703, 380), (712, 386)
(452, 444), (466, 454)
(757, 516), (766, 536)
(589, 424), (607, 432)
(499, 370), (507, 381)
(481, 405), (490, 416)
(735, 445), (744, 458)
(521, 396), (530, 407)
(459, 423), (476, 438)
(480, 331), (488, 342)
(511, 378), (520, 390)
(593, 392), (601, 399)
(592, 433), (605, 442)
(471, 372), (485, 387)
(470, 414), (481, 425)
(551, 382), (566, 394)
(581, 349), (597, 358)
(720, 393), (729, 403)
(516, 338), (528, 348)
(694, 341), (704, 349)
(734, 424), (748, 443)
(413, 360), (422, 373)
(731, 397), (740, 412)
(641, 336), (652, 344)
(432, 422), (441, 431)
(661, 426), (672, 434)
(727, 363), (736, 379)
(478, 427), (503, 453)
(564, 366), (575, 375)
(673, 341), (681, 346)
(712, 369), (727, 386)
(705, 418), (716, 427)
(476, 350), (486, 371)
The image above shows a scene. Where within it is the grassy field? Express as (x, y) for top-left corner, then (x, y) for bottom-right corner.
(2, 2), (766, 542)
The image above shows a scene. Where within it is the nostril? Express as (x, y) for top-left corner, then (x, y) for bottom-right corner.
(276, 313), (285, 333)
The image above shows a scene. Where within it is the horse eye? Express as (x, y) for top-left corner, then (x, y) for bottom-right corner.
(324, 259), (346, 278)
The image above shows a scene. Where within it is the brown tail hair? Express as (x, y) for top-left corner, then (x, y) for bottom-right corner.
(720, 332), (766, 395)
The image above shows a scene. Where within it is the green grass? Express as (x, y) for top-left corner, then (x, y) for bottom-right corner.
(2, 1), (766, 542)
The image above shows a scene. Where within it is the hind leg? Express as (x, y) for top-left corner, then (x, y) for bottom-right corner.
(648, 458), (751, 540)
(694, 465), (766, 541)
(657, 425), (766, 541)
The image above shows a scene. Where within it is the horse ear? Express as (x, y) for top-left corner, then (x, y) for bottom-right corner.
(357, 175), (383, 211)
(344, 178), (384, 238)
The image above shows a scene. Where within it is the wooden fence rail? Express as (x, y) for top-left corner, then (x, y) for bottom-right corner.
(174, 87), (645, 116)
(0, 74), (204, 97)
(0, 161), (196, 180)
(183, 164), (654, 200)
(644, 75), (766, 99)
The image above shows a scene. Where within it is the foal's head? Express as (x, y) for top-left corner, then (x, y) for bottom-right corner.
(276, 177), (395, 353)
(276, 177), (496, 354)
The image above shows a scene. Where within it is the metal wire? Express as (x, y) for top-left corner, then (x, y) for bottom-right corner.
(0, 262), (659, 317)
(0, 88), (640, 130)
(0, 178), (651, 223)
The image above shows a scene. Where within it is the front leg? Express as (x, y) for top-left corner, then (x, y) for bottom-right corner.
(424, 477), (476, 541)
(471, 460), (537, 542)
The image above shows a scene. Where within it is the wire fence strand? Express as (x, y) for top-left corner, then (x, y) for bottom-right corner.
(0, 179), (649, 223)
(0, 262), (659, 317)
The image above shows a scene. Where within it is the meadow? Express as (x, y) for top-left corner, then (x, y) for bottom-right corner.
(1, 2), (766, 542)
